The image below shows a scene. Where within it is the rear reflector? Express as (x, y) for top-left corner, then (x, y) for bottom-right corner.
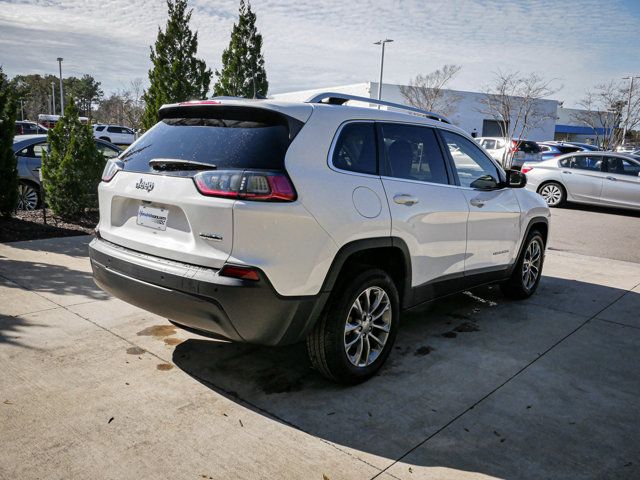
(193, 170), (296, 201)
(219, 265), (260, 281)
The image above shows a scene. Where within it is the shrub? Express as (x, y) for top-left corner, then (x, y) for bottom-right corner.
(0, 67), (18, 218)
(42, 99), (105, 219)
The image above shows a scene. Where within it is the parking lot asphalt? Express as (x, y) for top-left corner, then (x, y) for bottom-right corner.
(547, 204), (640, 263)
(1, 207), (639, 479)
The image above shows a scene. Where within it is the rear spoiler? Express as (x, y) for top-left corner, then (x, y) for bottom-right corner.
(158, 101), (305, 141)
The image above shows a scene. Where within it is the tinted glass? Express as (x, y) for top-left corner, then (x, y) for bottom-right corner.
(518, 141), (541, 153)
(332, 122), (377, 175)
(120, 117), (291, 173)
(562, 155), (603, 171)
(380, 123), (449, 184)
(96, 142), (120, 159)
(557, 145), (580, 154)
(96, 126), (105, 132)
(606, 157), (640, 176)
(107, 126), (121, 133)
(441, 130), (500, 189)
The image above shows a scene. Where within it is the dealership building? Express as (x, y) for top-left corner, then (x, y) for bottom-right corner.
(272, 82), (610, 144)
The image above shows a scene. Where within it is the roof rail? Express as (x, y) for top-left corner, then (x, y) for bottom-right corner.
(305, 92), (451, 124)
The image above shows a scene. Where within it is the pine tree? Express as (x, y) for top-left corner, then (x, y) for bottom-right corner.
(42, 99), (104, 219)
(0, 67), (18, 218)
(214, 0), (268, 98)
(142, 0), (212, 130)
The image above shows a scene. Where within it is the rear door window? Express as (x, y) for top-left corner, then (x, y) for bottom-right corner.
(332, 122), (377, 175)
(380, 123), (449, 184)
(561, 155), (603, 171)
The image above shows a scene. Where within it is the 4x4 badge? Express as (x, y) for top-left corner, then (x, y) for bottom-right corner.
(135, 179), (154, 192)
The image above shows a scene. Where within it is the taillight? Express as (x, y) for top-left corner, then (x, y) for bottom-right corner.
(219, 265), (260, 281)
(510, 140), (518, 153)
(193, 170), (296, 201)
(102, 159), (123, 182)
(521, 166), (533, 174)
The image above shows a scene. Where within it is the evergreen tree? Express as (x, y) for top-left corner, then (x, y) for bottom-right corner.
(213, 0), (268, 98)
(0, 67), (18, 218)
(42, 99), (104, 219)
(142, 0), (212, 130)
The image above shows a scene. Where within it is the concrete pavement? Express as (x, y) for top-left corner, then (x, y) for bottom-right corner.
(1, 235), (639, 479)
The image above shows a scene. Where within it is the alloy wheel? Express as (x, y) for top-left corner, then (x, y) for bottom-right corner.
(522, 238), (542, 290)
(343, 287), (392, 367)
(17, 183), (39, 211)
(539, 184), (562, 206)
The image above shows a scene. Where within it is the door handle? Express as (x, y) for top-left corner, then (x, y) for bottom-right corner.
(393, 194), (419, 206)
(606, 176), (617, 181)
(470, 199), (485, 208)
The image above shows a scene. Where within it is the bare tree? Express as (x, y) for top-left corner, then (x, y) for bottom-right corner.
(399, 64), (462, 117)
(572, 80), (638, 150)
(94, 79), (145, 131)
(477, 71), (558, 166)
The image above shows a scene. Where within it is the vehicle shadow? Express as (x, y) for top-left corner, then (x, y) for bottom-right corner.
(0, 234), (94, 258)
(561, 202), (640, 218)
(0, 257), (109, 302)
(172, 277), (640, 478)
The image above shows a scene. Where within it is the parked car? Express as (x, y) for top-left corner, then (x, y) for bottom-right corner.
(536, 141), (601, 161)
(522, 152), (640, 210)
(563, 142), (601, 152)
(13, 134), (121, 210)
(15, 121), (47, 135)
(89, 94), (550, 384)
(476, 137), (542, 169)
(93, 124), (136, 145)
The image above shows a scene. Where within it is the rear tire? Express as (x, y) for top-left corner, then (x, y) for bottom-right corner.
(537, 181), (565, 207)
(500, 230), (545, 299)
(306, 268), (399, 384)
(17, 181), (41, 210)
(99, 136), (111, 143)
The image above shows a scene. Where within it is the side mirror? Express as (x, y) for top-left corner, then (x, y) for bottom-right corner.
(470, 175), (500, 190)
(506, 169), (527, 188)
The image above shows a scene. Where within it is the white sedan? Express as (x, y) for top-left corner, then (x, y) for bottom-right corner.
(522, 152), (640, 211)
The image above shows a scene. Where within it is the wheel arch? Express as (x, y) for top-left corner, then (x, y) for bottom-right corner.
(321, 237), (413, 309)
(511, 216), (549, 275)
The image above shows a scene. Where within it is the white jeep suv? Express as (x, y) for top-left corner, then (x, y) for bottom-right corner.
(89, 93), (550, 384)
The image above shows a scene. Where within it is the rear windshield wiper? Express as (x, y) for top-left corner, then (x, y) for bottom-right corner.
(149, 158), (217, 171)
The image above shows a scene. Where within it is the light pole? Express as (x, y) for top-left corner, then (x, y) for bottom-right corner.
(51, 81), (56, 115)
(374, 39), (393, 105)
(621, 75), (639, 147)
(57, 57), (64, 115)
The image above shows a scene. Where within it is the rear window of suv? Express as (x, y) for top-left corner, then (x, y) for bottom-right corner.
(518, 141), (541, 153)
(120, 111), (295, 174)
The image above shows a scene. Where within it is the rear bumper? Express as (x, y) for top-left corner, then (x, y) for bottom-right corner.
(89, 237), (328, 346)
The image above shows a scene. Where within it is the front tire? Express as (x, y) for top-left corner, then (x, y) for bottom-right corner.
(500, 230), (545, 299)
(538, 181), (565, 207)
(306, 269), (400, 384)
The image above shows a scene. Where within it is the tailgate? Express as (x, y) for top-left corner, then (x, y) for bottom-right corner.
(97, 171), (233, 268)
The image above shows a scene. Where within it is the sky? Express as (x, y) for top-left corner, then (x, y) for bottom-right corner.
(1, 0), (639, 107)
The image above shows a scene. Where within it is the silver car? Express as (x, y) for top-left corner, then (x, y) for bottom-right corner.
(522, 152), (640, 211)
(13, 134), (121, 210)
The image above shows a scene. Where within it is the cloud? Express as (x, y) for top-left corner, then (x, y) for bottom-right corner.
(1, 0), (638, 106)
